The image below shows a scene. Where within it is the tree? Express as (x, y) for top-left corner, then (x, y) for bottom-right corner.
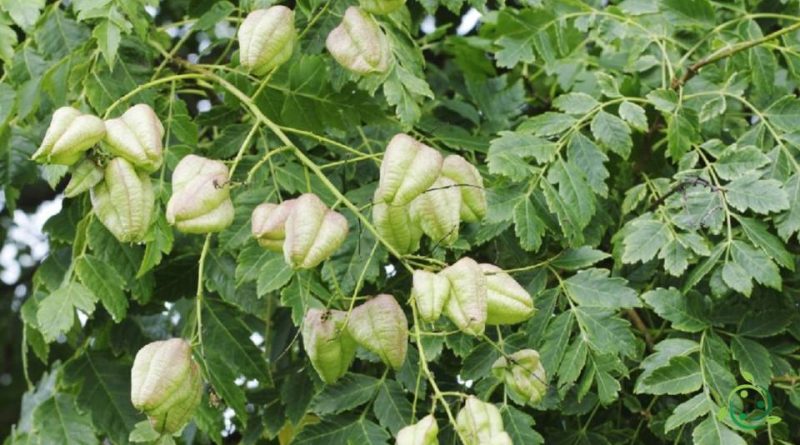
(1, 0), (799, 443)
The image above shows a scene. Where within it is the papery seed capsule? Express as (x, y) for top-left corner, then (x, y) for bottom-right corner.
(251, 199), (297, 252)
(103, 104), (164, 172)
(91, 158), (154, 243)
(347, 294), (408, 369)
(302, 308), (358, 384)
(440, 155), (487, 222)
(33, 107), (105, 165)
(359, 0), (405, 15)
(166, 155), (234, 234)
(326, 7), (392, 75)
(238, 6), (297, 76)
(409, 176), (462, 246)
(396, 414), (439, 445)
(64, 159), (104, 198)
(480, 264), (534, 325)
(412, 270), (450, 323)
(131, 339), (203, 434)
(455, 396), (513, 445)
(372, 193), (423, 255)
(440, 257), (486, 336)
(283, 193), (348, 269)
(377, 134), (443, 205)
(491, 349), (547, 405)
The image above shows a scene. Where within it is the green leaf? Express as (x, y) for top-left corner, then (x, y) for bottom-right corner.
(664, 393), (710, 433)
(618, 101), (648, 131)
(513, 194), (545, 252)
(699, 95), (726, 123)
(736, 215), (794, 270)
(311, 374), (382, 415)
(256, 255), (294, 296)
(36, 282), (98, 342)
(692, 417), (746, 445)
(32, 394), (98, 445)
(590, 110), (632, 158)
(521, 112), (577, 137)
(646, 89), (678, 112)
(641, 356), (702, 395)
(662, 0), (715, 28)
(372, 380), (413, 435)
(776, 174), (800, 241)
(293, 415), (390, 445)
(642, 288), (709, 333)
(563, 268), (640, 309)
(93, 20), (121, 67)
(75, 255), (128, 322)
(551, 246), (609, 270)
(667, 111), (698, 159)
(731, 336), (772, 388)
(726, 173), (789, 214)
(501, 405), (544, 445)
(714, 145), (770, 180)
(573, 307), (637, 357)
(1, 0), (44, 30)
(553, 92), (599, 115)
(730, 240), (782, 290)
(128, 421), (159, 443)
(722, 261), (752, 296)
(538, 311), (574, 374)
(567, 132), (609, 196)
(621, 217), (672, 264)
(488, 132), (556, 181)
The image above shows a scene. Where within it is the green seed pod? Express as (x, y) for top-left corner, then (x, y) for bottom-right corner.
(103, 104), (164, 173)
(347, 294), (408, 369)
(440, 258), (486, 336)
(131, 339), (203, 434)
(166, 155), (234, 234)
(440, 155), (487, 222)
(377, 134), (443, 206)
(302, 308), (358, 384)
(326, 7), (392, 75)
(412, 270), (450, 323)
(238, 6), (297, 76)
(455, 396), (513, 445)
(251, 199), (296, 252)
(372, 193), (422, 255)
(284, 193), (349, 269)
(91, 158), (154, 243)
(409, 176), (462, 246)
(33, 107), (105, 165)
(480, 264), (535, 325)
(64, 159), (104, 198)
(359, 0), (405, 15)
(491, 349), (547, 405)
(396, 414), (439, 445)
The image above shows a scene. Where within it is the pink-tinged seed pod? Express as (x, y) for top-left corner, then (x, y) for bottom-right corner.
(480, 263), (535, 325)
(372, 191), (423, 255)
(131, 339), (203, 434)
(103, 104), (164, 173)
(455, 396), (513, 445)
(251, 199), (297, 252)
(64, 159), (104, 198)
(238, 6), (297, 76)
(166, 155), (234, 234)
(377, 134), (443, 206)
(359, 0), (405, 15)
(347, 294), (408, 369)
(91, 158), (155, 243)
(440, 257), (487, 336)
(283, 193), (348, 269)
(395, 414), (439, 445)
(492, 349), (547, 405)
(409, 176), (462, 246)
(440, 155), (487, 222)
(326, 7), (392, 75)
(412, 269), (450, 323)
(302, 308), (358, 384)
(33, 107), (105, 165)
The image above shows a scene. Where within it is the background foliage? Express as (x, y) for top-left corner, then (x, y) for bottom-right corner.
(1, 0), (800, 443)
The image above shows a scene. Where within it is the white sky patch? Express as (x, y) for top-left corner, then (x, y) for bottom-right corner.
(457, 8), (482, 35)
(144, 5), (159, 18)
(198, 35), (211, 53)
(215, 21), (236, 39)
(187, 53), (200, 64)
(77, 310), (88, 327)
(250, 332), (264, 346)
(1, 196), (62, 284)
(197, 99), (212, 113)
(222, 407), (236, 437)
(235, 376), (246, 386)
(457, 374), (474, 388)
(384, 264), (397, 278)
(421, 15), (436, 35)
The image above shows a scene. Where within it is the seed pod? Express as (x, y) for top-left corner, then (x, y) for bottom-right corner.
(377, 134), (443, 205)
(347, 294), (408, 369)
(131, 339), (203, 434)
(326, 7), (392, 75)
(91, 158), (154, 243)
(396, 414), (439, 445)
(33, 107), (105, 165)
(372, 195), (422, 254)
(103, 104), (164, 172)
(283, 193), (349, 269)
(491, 349), (547, 405)
(409, 176), (462, 246)
(238, 6), (297, 76)
(412, 270), (450, 323)
(251, 199), (296, 252)
(440, 258), (486, 336)
(166, 155), (234, 234)
(359, 0), (405, 15)
(440, 155), (487, 222)
(302, 308), (358, 384)
(480, 264), (534, 325)
(64, 159), (104, 198)
(455, 396), (513, 445)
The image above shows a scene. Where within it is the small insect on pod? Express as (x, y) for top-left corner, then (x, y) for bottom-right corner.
(91, 158), (155, 243)
(492, 349), (547, 405)
(238, 6), (297, 76)
(32, 106), (106, 166)
(131, 339), (203, 435)
(347, 294), (409, 370)
(326, 7), (392, 75)
(103, 104), (164, 173)
(166, 155), (235, 234)
(302, 308), (358, 384)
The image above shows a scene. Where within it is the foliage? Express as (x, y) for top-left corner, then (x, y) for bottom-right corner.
(2, 0), (800, 444)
